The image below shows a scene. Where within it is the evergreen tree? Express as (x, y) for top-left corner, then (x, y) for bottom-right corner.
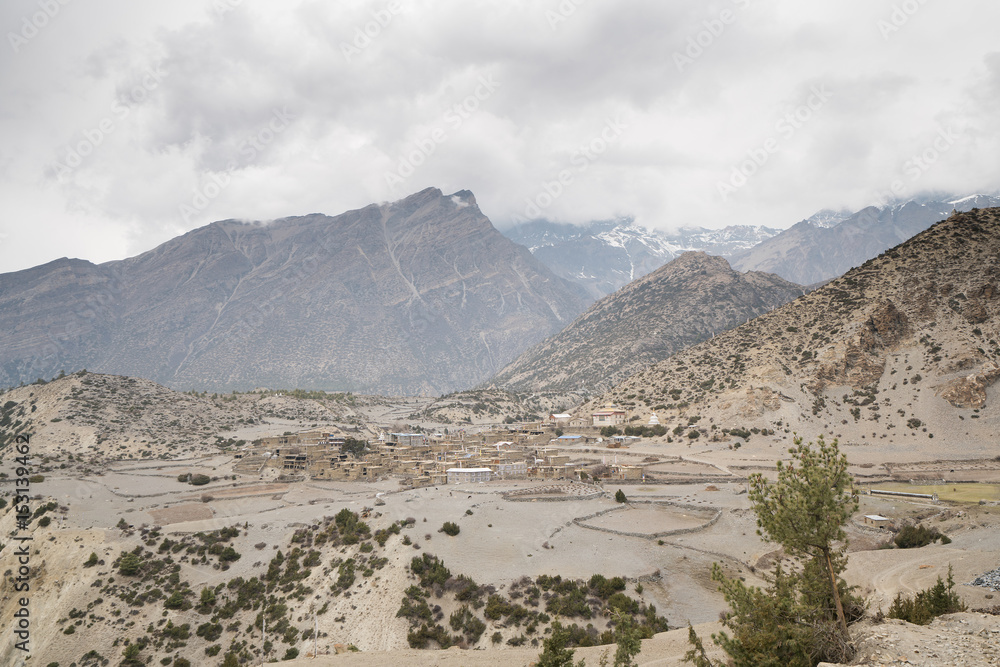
(612, 612), (643, 666)
(748, 435), (857, 637)
(686, 436), (860, 666)
(536, 621), (585, 667)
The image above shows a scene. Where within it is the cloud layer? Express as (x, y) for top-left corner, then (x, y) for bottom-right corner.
(2, 0), (999, 272)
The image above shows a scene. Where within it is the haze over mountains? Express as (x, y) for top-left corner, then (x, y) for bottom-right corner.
(504, 194), (1000, 296)
(490, 252), (805, 394)
(503, 219), (781, 299)
(0, 188), (588, 395)
(730, 194), (1000, 285)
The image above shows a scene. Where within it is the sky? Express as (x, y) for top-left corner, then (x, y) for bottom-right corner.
(1, 0), (999, 273)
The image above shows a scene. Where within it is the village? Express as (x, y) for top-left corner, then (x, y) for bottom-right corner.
(232, 405), (650, 486)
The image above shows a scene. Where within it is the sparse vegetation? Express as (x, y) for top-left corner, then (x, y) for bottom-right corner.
(887, 566), (965, 624)
(894, 524), (950, 549)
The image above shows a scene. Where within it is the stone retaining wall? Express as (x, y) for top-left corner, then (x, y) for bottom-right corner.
(573, 500), (722, 540)
(504, 484), (605, 502)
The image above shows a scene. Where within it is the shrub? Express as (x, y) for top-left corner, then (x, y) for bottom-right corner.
(118, 553), (142, 576)
(164, 590), (187, 610)
(441, 522), (460, 536)
(410, 554), (450, 587)
(894, 524), (948, 549)
(888, 566), (966, 624)
(196, 622), (223, 641)
(84, 552), (99, 567)
(189, 474), (211, 486)
(615, 489), (627, 503)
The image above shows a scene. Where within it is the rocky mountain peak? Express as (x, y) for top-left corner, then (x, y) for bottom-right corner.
(0, 189), (588, 394)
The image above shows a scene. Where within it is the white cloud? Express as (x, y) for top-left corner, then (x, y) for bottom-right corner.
(2, 0), (999, 272)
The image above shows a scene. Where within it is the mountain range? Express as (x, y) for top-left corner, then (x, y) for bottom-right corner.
(589, 207), (1000, 446)
(501, 218), (781, 300)
(730, 194), (1000, 285)
(502, 194), (1000, 297)
(4, 188), (998, 398)
(0, 188), (588, 395)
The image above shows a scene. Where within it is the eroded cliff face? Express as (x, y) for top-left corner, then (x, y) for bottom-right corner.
(0, 188), (589, 394)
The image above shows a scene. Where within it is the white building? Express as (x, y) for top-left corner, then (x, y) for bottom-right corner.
(447, 467), (492, 484)
(493, 461), (527, 478)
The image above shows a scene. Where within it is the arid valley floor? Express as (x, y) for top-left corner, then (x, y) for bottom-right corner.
(2, 388), (1000, 666)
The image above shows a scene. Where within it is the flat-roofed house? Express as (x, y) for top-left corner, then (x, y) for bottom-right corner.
(447, 467), (492, 484)
(493, 461), (527, 478)
(863, 514), (890, 528)
(592, 406), (626, 427)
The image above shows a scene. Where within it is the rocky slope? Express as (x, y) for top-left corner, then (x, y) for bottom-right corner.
(585, 207), (1000, 448)
(490, 252), (805, 394)
(0, 189), (588, 395)
(0, 371), (372, 460)
(502, 219), (781, 300)
(730, 195), (1000, 285)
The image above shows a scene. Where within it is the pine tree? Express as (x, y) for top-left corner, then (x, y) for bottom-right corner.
(612, 612), (642, 666)
(748, 435), (857, 638)
(536, 621), (586, 667)
(686, 436), (860, 667)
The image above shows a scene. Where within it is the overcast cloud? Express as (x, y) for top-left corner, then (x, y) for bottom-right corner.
(1, 0), (999, 272)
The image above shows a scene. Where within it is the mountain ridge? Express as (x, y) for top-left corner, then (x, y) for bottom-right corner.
(584, 207), (1000, 449)
(0, 188), (589, 395)
(502, 218), (782, 300)
(490, 251), (805, 394)
(730, 195), (1000, 284)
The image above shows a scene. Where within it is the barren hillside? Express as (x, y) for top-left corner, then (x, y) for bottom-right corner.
(584, 208), (1000, 452)
(491, 252), (804, 394)
(0, 371), (367, 460)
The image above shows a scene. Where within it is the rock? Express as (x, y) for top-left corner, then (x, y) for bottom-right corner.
(938, 362), (1000, 409)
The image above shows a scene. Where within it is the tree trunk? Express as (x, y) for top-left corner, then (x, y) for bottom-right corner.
(824, 547), (849, 637)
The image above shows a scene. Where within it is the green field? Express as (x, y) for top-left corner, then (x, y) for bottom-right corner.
(875, 482), (1000, 503)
